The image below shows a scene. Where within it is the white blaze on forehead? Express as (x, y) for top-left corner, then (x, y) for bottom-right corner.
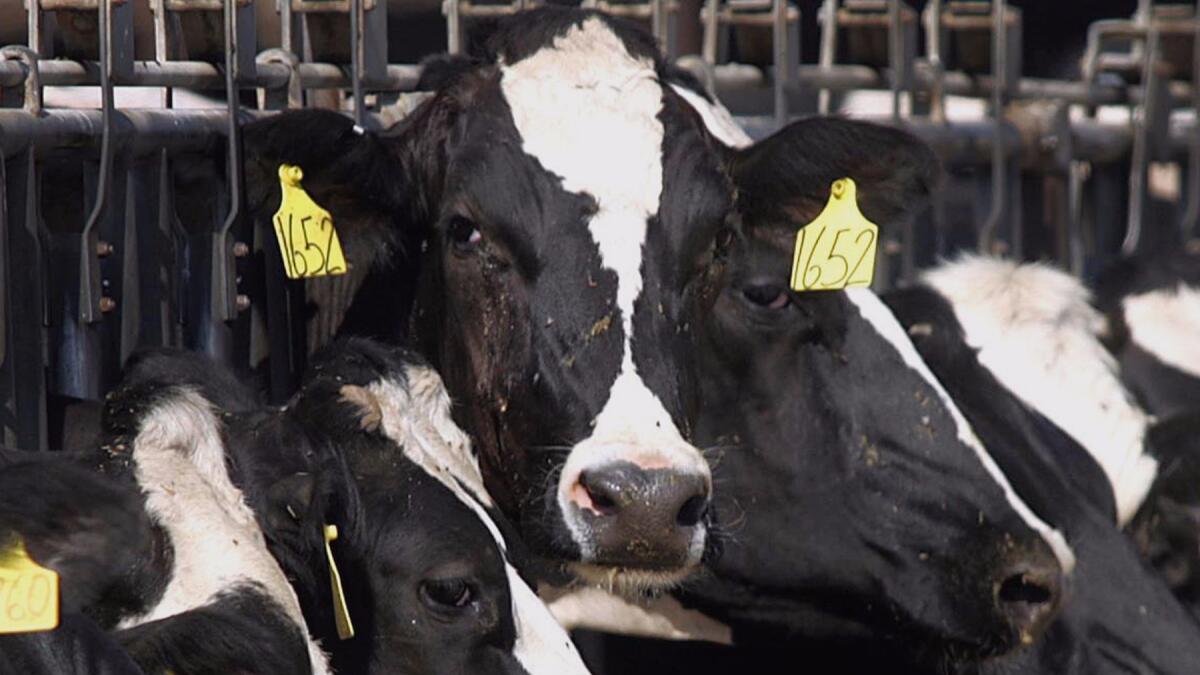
(844, 289), (1077, 574)
(120, 389), (331, 675)
(367, 370), (590, 675)
(1123, 282), (1200, 381)
(922, 255), (1157, 526)
(500, 18), (711, 554)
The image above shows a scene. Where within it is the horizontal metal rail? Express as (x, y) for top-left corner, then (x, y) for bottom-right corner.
(0, 60), (421, 91)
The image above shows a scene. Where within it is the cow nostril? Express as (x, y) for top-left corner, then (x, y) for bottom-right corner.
(576, 471), (619, 517)
(997, 574), (1053, 606)
(742, 283), (790, 310)
(676, 495), (709, 528)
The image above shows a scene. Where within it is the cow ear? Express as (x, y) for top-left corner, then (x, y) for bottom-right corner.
(243, 96), (461, 272)
(729, 117), (941, 230)
(264, 472), (318, 535)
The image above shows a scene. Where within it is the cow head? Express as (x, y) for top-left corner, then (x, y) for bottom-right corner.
(246, 9), (734, 590)
(687, 117), (1075, 657)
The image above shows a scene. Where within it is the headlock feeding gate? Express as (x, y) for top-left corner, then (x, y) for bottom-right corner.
(1, 0), (1199, 450)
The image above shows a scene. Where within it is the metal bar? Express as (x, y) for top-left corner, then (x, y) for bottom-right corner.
(1182, 8), (1200, 237)
(350, 0), (365, 125)
(817, 0), (839, 114)
(978, 1), (1007, 254)
(213, 0), (243, 326)
(0, 60), (422, 92)
(888, 0), (902, 121)
(773, 0), (788, 125)
(924, 0), (945, 123)
(1122, 24), (1161, 256)
(79, 0), (116, 324)
(446, 0), (463, 55)
(701, 0), (719, 93)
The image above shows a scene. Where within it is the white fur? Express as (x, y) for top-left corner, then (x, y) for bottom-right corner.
(368, 371), (590, 675)
(669, 83), (753, 148)
(119, 390), (330, 675)
(1123, 283), (1200, 381)
(543, 585), (732, 644)
(844, 289), (1077, 573)
(499, 17), (712, 564)
(922, 256), (1157, 526)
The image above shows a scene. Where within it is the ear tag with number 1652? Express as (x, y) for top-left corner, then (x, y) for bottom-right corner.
(273, 164), (348, 280)
(790, 177), (878, 292)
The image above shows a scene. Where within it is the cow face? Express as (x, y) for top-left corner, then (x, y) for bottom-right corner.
(263, 341), (588, 675)
(689, 118), (1074, 656)
(246, 9), (732, 589)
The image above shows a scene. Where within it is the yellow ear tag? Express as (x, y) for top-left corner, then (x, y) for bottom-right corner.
(273, 165), (349, 279)
(323, 525), (355, 640)
(0, 539), (59, 634)
(790, 177), (879, 292)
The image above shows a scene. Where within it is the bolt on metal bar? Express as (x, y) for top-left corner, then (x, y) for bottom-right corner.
(79, 0), (117, 324)
(979, 1), (1008, 255)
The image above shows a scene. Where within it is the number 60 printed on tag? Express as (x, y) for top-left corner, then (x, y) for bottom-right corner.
(790, 177), (878, 292)
(273, 164), (349, 280)
(0, 540), (59, 634)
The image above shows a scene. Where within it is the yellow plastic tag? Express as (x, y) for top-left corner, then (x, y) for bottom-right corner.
(323, 525), (354, 640)
(273, 165), (348, 279)
(0, 539), (59, 634)
(790, 177), (879, 292)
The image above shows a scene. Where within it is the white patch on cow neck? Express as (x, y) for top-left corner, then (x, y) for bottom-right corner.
(922, 255), (1157, 526)
(542, 585), (732, 644)
(1123, 282), (1200, 381)
(368, 369), (590, 675)
(668, 83), (753, 149)
(499, 17), (711, 560)
(844, 288), (1077, 574)
(118, 389), (331, 675)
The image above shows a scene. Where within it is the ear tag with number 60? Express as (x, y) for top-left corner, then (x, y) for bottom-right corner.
(790, 177), (878, 292)
(273, 165), (348, 280)
(0, 538), (59, 634)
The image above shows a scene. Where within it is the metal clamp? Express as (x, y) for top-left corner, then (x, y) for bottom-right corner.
(257, 48), (304, 110)
(0, 46), (43, 114)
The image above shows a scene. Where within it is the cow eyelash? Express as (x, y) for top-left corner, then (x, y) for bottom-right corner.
(419, 578), (476, 610)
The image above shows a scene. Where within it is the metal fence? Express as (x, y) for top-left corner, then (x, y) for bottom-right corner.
(2, 0), (1199, 451)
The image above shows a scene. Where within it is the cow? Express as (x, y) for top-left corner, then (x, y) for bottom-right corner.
(914, 255), (1159, 527)
(242, 7), (770, 592)
(1095, 243), (1200, 419)
(103, 340), (590, 675)
(0, 339), (590, 674)
(884, 275), (1200, 674)
(0, 400), (331, 674)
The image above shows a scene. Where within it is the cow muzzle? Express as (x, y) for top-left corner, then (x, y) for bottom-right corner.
(558, 444), (712, 578)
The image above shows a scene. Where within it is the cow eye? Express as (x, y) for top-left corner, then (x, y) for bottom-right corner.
(420, 578), (475, 610)
(447, 216), (482, 253)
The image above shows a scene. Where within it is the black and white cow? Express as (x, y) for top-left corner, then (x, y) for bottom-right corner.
(245, 7), (765, 591)
(0, 426), (328, 674)
(914, 255), (1159, 527)
(105, 341), (589, 675)
(616, 118), (1077, 668)
(1095, 244), (1200, 418)
(885, 275), (1200, 674)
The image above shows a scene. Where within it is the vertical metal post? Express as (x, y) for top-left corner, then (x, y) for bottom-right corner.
(978, 1), (1008, 255)
(701, 0), (720, 93)
(772, 0), (788, 125)
(1181, 8), (1200, 237)
(79, 0), (116, 325)
(924, 0), (945, 123)
(1122, 25), (1160, 256)
(888, 0), (902, 121)
(817, 0), (838, 114)
(212, 0), (244, 330)
(446, 0), (463, 55)
(351, 0), (366, 125)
